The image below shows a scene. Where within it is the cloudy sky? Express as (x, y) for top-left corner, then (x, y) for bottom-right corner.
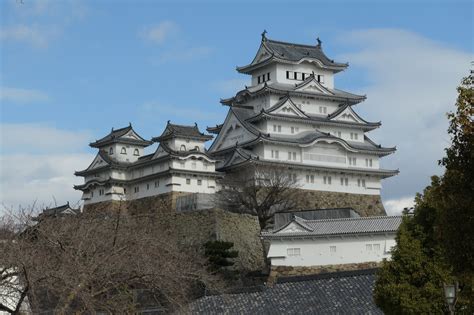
(1, 0), (472, 214)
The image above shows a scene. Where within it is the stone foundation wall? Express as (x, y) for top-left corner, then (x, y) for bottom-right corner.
(268, 262), (381, 283)
(293, 190), (386, 217)
(83, 194), (265, 271)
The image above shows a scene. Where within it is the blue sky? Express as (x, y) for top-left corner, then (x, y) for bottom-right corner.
(1, 0), (473, 213)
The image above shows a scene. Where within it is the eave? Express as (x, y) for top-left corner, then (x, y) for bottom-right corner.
(217, 157), (399, 178)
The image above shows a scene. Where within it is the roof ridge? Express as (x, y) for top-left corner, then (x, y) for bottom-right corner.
(266, 38), (321, 50)
(297, 215), (403, 223)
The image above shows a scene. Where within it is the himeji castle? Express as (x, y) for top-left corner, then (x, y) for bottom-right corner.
(207, 32), (398, 214)
(75, 32), (398, 213)
(74, 122), (220, 205)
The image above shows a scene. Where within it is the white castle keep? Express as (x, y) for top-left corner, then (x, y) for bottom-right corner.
(75, 33), (398, 206)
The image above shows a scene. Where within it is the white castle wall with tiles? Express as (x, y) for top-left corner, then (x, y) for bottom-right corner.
(267, 234), (396, 267)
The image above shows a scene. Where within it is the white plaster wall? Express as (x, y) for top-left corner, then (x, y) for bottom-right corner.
(109, 143), (144, 163)
(275, 63), (335, 89)
(268, 234), (396, 267)
(166, 138), (206, 152)
(250, 64), (277, 86)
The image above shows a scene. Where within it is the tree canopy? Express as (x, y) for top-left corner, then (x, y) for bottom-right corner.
(374, 73), (474, 313)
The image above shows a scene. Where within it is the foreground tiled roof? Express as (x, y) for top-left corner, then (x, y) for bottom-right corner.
(188, 269), (382, 314)
(264, 215), (402, 239)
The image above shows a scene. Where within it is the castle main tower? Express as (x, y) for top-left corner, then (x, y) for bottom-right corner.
(207, 32), (398, 215)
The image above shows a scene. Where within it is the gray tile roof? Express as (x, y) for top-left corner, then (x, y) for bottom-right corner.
(188, 269), (382, 314)
(37, 202), (80, 218)
(265, 215), (402, 239)
(152, 121), (213, 142)
(221, 81), (365, 106)
(90, 124), (152, 148)
(237, 36), (348, 74)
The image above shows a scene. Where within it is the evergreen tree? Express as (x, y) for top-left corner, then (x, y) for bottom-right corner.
(203, 241), (239, 280)
(374, 73), (474, 312)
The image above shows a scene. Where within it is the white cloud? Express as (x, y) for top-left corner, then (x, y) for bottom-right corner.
(140, 21), (178, 44)
(0, 124), (94, 210)
(0, 123), (92, 154)
(0, 153), (93, 211)
(384, 196), (415, 216)
(338, 29), (472, 200)
(0, 24), (60, 48)
(212, 78), (250, 95)
(0, 87), (50, 104)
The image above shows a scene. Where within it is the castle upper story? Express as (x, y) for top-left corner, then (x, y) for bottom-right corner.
(238, 32), (348, 90)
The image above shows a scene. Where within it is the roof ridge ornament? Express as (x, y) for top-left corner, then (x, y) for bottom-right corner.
(316, 37), (322, 49)
(261, 29), (267, 42)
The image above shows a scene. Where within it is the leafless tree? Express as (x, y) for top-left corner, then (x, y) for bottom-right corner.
(0, 202), (219, 313)
(217, 164), (301, 230)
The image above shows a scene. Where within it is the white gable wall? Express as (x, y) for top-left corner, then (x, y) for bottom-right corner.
(267, 234), (396, 267)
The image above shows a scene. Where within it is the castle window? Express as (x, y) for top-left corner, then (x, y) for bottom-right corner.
(366, 244), (373, 251)
(133, 149), (139, 156)
(365, 158), (373, 167)
(287, 248), (301, 256)
(267, 73), (270, 81)
(324, 176), (332, 185)
(109, 147), (113, 155)
(362, 179), (366, 187)
(291, 127), (294, 134)
(345, 178), (348, 186)
(273, 125), (277, 132)
(99, 189), (104, 196)
(277, 125), (281, 132)
(180, 145), (186, 151)
(330, 246), (337, 253)
(147, 183), (150, 190)
(155, 181), (159, 188)
(197, 179), (202, 186)
(318, 75), (324, 83)
(186, 178), (191, 185)
(91, 191), (94, 198)
(286, 71), (290, 79)
(121, 147), (127, 154)
(134, 186), (139, 193)
(195, 146), (200, 151)
(292, 174), (297, 182)
(319, 106), (327, 114)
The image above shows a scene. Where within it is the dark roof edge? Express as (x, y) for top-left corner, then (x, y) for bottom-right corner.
(276, 268), (379, 284)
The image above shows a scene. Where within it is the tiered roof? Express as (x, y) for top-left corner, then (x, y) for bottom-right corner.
(152, 121), (213, 142)
(237, 33), (348, 74)
(208, 106), (395, 157)
(221, 80), (366, 106)
(89, 123), (152, 148)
